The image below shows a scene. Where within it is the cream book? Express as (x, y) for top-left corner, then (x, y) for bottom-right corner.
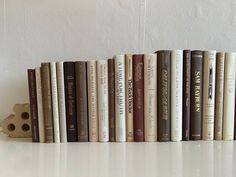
(223, 52), (236, 140)
(125, 54), (134, 142)
(35, 67), (45, 143)
(144, 53), (157, 142)
(114, 55), (126, 142)
(171, 50), (183, 141)
(97, 60), (109, 142)
(50, 62), (60, 143)
(87, 60), (99, 142)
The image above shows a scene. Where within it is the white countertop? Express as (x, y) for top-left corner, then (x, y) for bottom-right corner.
(0, 135), (235, 177)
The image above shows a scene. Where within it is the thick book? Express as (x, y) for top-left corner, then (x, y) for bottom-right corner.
(108, 59), (116, 142)
(125, 54), (134, 142)
(156, 50), (171, 142)
(223, 52), (236, 140)
(64, 62), (77, 142)
(75, 61), (89, 142)
(41, 63), (54, 143)
(202, 51), (216, 141)
(144, 53), (157, 142)
(190, 51), (203, 140)
(87, 60), (99, 142)
(171, 50), (183, 141)
(27, 69), (40, 142)
(56, 62), (67, 143)
(97, 60), (109, 142)
(114, 55), (126, 142)
(182, 50), (191, 141)
(133, 54), (144, 142)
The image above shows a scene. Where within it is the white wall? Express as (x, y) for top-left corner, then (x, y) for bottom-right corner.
(1, 0), (236, 120)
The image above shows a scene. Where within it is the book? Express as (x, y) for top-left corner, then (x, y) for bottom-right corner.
(223, 52), (236, 140)
(156, 50), (171, 142)
(87, 60), (99, 142)
(56, 62), (67, 143)
(50, 62), (60, 143)
(144, 53), (157, 142)
(64, 62), (77, 142)
(190, 51), (203, 140)
(35, 67), (45, 143)
(171, 50), (183, 141)
(41, 63), (54, 143)
(97, 60), (109, 142)
(125, 54), (134, 142)
(75, 61), (89, 142)
(114, 55), (126, 142)
(182, 50), (191, 141)
(27, 69), (39, 142)
(202, 50), (216, 141)
(108, 59), (116, 142)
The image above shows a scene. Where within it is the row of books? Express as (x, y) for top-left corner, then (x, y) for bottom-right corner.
(27, 50), (236, 143)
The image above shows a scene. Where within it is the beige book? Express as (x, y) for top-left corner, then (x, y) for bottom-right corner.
(144, 53), (157, 142)
(87, 60), (99, 142)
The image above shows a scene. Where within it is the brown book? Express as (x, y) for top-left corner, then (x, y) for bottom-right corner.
(190, 51), (203, 140)
(64, 62), (77, 142)
(75, 61), (88, 142)
(108, 59), (116, 142)
(41, 63), (54, 143)
(156, 50), (171, 142)
(133, 54), (144, 142)
(182, 50), (191, 141)
(27, 69), (40, 142)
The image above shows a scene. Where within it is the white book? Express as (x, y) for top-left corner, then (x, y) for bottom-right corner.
(87, 60), (99, 142)
(114, 55), (126, 142)
(35, 67), (45, 143)
(97, 60), (109, 142)
(171, 50), (183, 141)
(50, 62), (60, 143)
(144, 53), (157, 142)
(56, 62), (67, 143)
(223, 52), (236, 140)
(202, 50), (216, 141)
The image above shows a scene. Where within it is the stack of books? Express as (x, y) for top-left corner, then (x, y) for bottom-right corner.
(27, 50), (236, 143)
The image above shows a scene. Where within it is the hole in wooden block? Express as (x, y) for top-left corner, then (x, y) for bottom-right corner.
(21, 112), (29, 120)
(22, 124), (30, 132)
(8, 124), (16, 132)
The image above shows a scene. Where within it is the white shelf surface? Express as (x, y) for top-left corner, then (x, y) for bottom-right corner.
(0, 135), (236, 177)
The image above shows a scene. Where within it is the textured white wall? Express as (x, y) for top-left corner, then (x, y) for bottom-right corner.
(0, 0), (236, 120)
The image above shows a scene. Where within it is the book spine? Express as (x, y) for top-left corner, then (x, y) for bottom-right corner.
(190, 51), (203, 140)
(171, 50), (183, 141)
(56, 62), (67, 143)
(144, 53), (157, 142)
(41, 63), (54, 143)
(75, 61), (89, 142)
(223, 52), (236, 140)
(114, 55), (126, 142)
(133, 54), (144, 142)
(97, 60), (109, 142)
(27, 69), (40, 142)
(64, 62), (77, 142)
(156, 50), (171, 141)
(35, 67), (45, 143)
(182, 50), (191, 141)
(87, 60), (99, 142)
(202, 50), (216, 141)
(125, 54), (134, 142)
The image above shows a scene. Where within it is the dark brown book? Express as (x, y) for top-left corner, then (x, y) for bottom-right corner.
(190, 51), (203, 140)
(156, 50), (171, 142)
(41, 63), (54, 143)
(64, 62), (77, 142)
(182, 50), (191, 141)
(133, 54), (144, 142)
(108, 58), (116, 142)
(75, 61), (88, 142)
(27, 69), (39, 142)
